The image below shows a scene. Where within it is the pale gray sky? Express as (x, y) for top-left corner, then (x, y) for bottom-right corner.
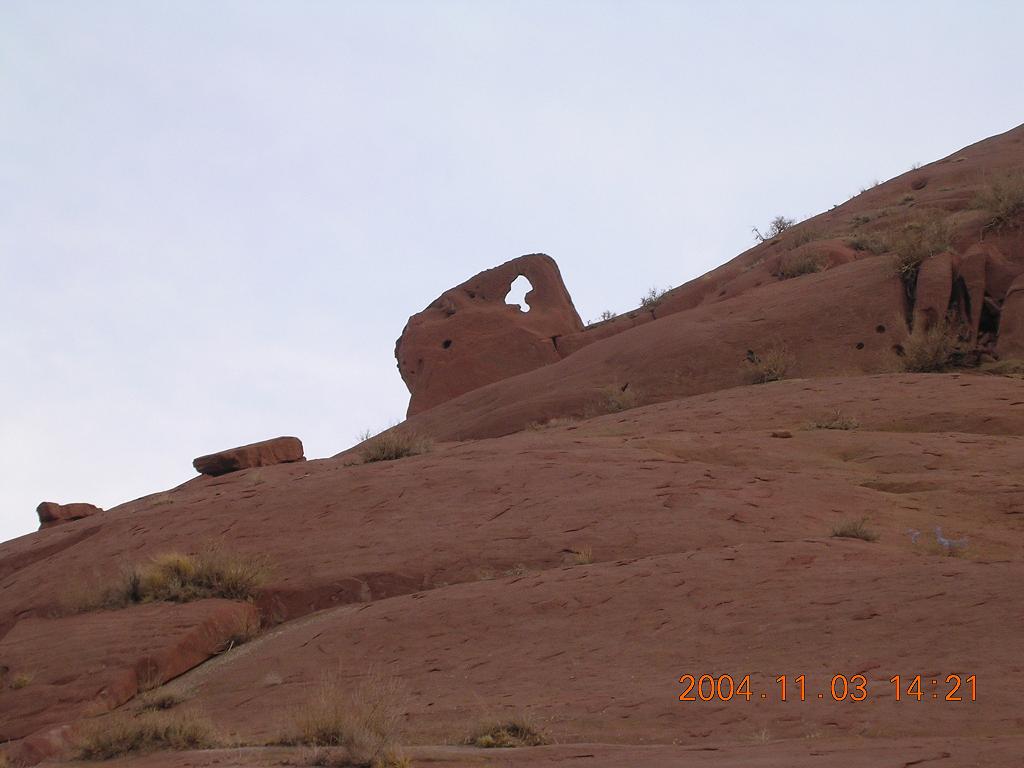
(2, 1), (1021, 543)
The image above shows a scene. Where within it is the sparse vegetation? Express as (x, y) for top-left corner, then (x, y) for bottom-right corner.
(593, 384), (638, 414)
(974, 172), (1024, 234)
(284, 672), (405, 768)
(599, 309), (615, 321)
(831, 518), (879, 542)
(746, 346), (792, 384)
(69, 548), (270, 612)
(776, 251), (826, 279)
(752, 215), (795, 242)
(899, 321), (958, 373)
(11, 672), (32, 690)
(887, 215), (952, 279)
(639, 287), (668, 309)
(788, 227), (820, 248)
(571, 545), (593, 565)
(138, 693), (184, 712)
(809, 409), (859, 430)
(527, 417), (580, 431)
(360, 431), (432, 463)
(845, 234), (886, 254)
(75, 710), (218, 760)
(978, 358), (1024, 377)
(467, 717), (548, 748)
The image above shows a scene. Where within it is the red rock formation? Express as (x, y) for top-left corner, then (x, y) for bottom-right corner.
(192, 436), (305, 477)
(35, 502), (101, 530)
(997, 273), (1024, 357)
(395, 253), (583, 415)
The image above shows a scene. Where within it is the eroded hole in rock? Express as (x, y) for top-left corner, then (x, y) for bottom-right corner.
(442, 339), (452, 349)
(876, 324), (886, 333)
(856, 342), (865, 350)
(505, 275), (533, 312)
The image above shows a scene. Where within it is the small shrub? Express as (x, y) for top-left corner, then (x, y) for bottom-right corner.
(11, 672), (32, 690)
(788, 227), (820, 248)
(746, 347), (792, 384)
(776, 252), (826, 280)
(752, 215), (795, 242)
(599, 310), (615, 321)
(639, 287), (667, 309)
(527, 417), (579, 431)
(73, 548), (270, 612)
(899, 322), (957, 373)
(75, 710), (218, 760)
(979, 358), (1024, 377)
(467, 717), (547, 748)
(974, 172), (1024, 234)
(845, 235), (886, 254)
(809, 409), (859, 430)
(360, 431), (432, 463)
(888, 215), (952, 279)
(285, 672), (405, 768)
(595, 385), (638, 414)
(831, 518), (878, 542)
(571, 546), (593, 565)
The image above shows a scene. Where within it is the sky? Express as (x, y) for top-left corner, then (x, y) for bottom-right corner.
(2, 1), (1022, 543)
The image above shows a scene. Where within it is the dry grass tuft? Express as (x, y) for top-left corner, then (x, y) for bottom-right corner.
(10, 672), (33, 690)
(978, 358), (1024, 377)
(571, 546), (593, 566)
(974, 172), (1024, 234)
(467, 717), (548, 748)
(746, 346), (793, 384)
(527, 417), (580, 431)
(809, 409), (860, 430)
(888, 215), (952, 279)
(899, 322), (957, 373)
(137, 693), (183, 712)
(360, 431), (432, 463)
(75, 710), (218, 760)
(68, 548), (270, 613)
(831, 518), (879, 542)
(776, 251), (826, 279)
(284, 672), (405, 768)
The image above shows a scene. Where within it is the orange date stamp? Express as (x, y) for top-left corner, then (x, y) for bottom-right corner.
(678, 674), (977, 702)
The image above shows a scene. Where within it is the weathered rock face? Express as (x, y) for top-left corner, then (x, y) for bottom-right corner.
(36, 502), (101, 530)
(395, 253), (584, 416)
(193, 436), (305, 477)
(997, 273), (1024, 358)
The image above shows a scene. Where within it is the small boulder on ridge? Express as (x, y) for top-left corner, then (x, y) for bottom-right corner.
(193, 436), (305, 477)
(36, 501), (102, 530)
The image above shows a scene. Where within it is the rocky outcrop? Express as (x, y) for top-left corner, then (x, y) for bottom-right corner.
(193, 436), (305, 477)
(36, 502), (101, 530)
(997, 273), (1024, 358)
(395, 253), (584, 415)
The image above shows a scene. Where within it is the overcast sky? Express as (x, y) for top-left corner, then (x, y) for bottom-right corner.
(1, 1), (1021, 543)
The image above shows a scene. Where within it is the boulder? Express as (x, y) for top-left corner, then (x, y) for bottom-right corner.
(395, 253), (584, 416)
(36, 501), (101, 530)
(996, 273), (1024, 359)
(193, 436), (305, 477)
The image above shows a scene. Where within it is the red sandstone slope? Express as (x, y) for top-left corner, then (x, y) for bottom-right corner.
(390, 123), (1024, 439)
(2, 126), (1024, 767)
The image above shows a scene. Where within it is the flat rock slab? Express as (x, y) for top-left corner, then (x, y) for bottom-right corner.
(0, 599), (257, 745)
(192, 436), (304, 477)
(36, 502), (102, 530)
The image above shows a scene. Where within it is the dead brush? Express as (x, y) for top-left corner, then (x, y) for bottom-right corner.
(284, 671), (406, 768)
(75, 709), (218, 760)
(809, 409), (860, 430)
(467, 716), (548, 748)
(745, 346), (792, 384)
(360, 430), (432, 463)
(887, 215), (952, 279)
(898, 321), (959, 373)
(831, 517), (879, 542)
(973, 172), (1024, 235)
(776, 251), (826, 279)
(67, 547), (270, 612)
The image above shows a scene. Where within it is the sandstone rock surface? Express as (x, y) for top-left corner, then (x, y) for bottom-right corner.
(35, 501), (101, 530)
(996, 272), (1024, 357)
(395, 253), (583, 415)
(192, 436), (304, 476)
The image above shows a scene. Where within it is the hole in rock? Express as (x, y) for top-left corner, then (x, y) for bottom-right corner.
(505, 275), (534, 312)
(875, 324), (886, 333)
(442, 339), (452, 349)
(856, 342), (865, 350)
